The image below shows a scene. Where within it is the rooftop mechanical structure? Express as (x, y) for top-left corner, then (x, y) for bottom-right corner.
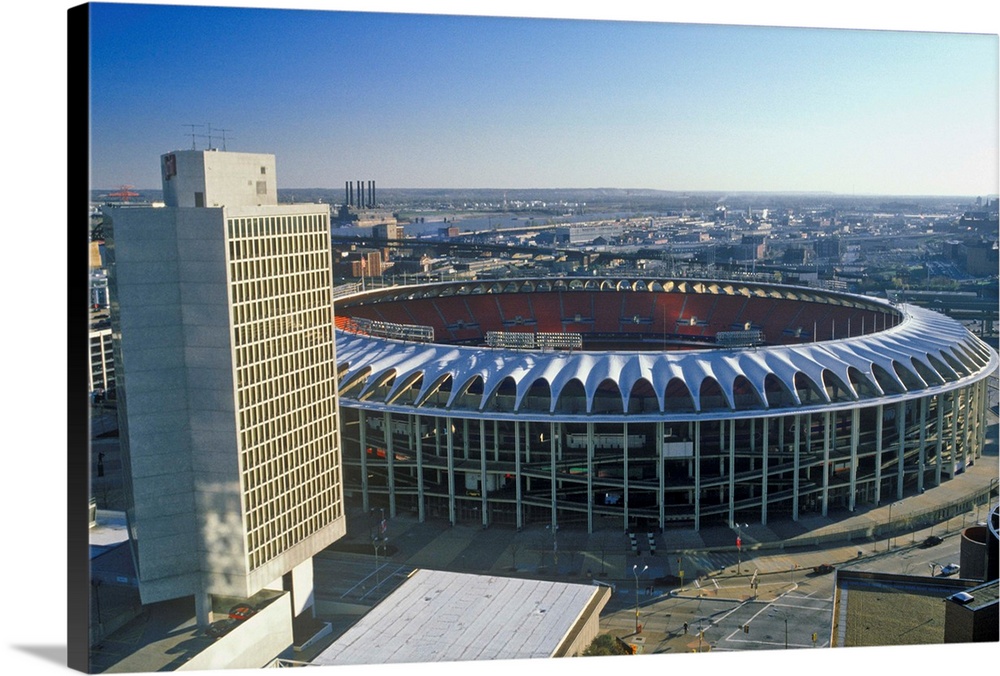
(332, 277), (997, 532)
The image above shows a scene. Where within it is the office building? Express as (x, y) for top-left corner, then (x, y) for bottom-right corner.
(106, 149), (345, 627)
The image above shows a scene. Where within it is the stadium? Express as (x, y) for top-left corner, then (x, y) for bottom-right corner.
(332, 277), (996, 532)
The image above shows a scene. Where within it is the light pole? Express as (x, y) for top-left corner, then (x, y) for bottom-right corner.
(885, 502), (896, 551)
(632, 564), (648, 633)
(734, 522), (748, 574)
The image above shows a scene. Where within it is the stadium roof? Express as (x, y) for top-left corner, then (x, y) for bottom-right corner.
(335, 297), (997, 422)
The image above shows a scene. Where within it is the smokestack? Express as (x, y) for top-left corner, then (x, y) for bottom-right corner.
(368, 180), (373, 207)
(345, 181), (349, 207)
(372, 180), (376, 207)
(349, 182), (354, 207)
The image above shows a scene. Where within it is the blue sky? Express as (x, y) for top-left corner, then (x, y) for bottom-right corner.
(87, 2), (998, 195)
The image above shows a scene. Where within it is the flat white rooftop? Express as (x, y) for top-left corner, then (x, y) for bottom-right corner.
(90, 509), (129, 554)
(312, 569), (604, 665)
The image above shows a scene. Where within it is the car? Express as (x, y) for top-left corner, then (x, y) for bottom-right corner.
(940, 563), (960, 576)
(812, 563), (835, 575)
(922, 535), (943, 548)
(205, 619), (238, 638)
(228, 603), (257, 621)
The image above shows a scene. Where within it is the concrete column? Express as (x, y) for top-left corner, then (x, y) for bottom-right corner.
(623, 421), (630, 532)
(792, 414), (800, 521)
(972, 380), (986, 458)
(761, 417), (769, 525)
(587, 422), (594, 533)
(515, 420), (522, 530)
(728, 419), (736, 526)
(416, 414), (425, 522)
(896, 401), (905, 500)
(917, 397), (927, 493)
(974, 380), (986, 459)
(480, 419), (488, 527)
(719, 419), (726, 476)
(849, 408), (859, 512)
(777, 417), (785, 464)
(875, 405), (883, 505)
(935, 394), (944, 488)
(524, 421), (531, 493)
(550, 421), (557, 528)
(694, 420), (701, 532)
(958, 387), (969, 470)
(822, 411), (831, 516)
(657, 420), (665, 531)
(949, 391), (959, 479)
(195, 592), (214, 628)
(446, 417), (456, 525)
(359, 410), (369, 512)
(385, 412), (396, 518)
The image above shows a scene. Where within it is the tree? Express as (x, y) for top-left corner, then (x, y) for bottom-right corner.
(582, 634), (631, 656)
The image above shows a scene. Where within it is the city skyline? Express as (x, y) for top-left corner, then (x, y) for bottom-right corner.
(88, 1), (998, 197)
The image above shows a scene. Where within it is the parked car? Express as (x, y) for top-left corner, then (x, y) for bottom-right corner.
(228, 603), (257, 621)
(812, 563), (835, 575)
(921, 535), (943, 548)
(205, 619), (238, 639)
(940, 563), (960, 576)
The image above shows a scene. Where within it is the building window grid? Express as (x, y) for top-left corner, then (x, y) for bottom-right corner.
(227, 215), (341, 571)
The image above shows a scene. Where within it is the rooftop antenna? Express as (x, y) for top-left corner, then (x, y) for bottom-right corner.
(216, 128), (234, 151)
(183, 123), (205, 149)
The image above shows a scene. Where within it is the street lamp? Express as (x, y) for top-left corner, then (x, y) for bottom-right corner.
(733, 522), (748, 574)
(632, 564), (648, 633)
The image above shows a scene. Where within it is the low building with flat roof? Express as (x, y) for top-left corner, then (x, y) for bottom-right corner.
(312, 569), (610, 665)
(944, 579), (999, 643)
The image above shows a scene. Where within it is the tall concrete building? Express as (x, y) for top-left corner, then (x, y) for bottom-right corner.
(106, 149), (345, 627)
